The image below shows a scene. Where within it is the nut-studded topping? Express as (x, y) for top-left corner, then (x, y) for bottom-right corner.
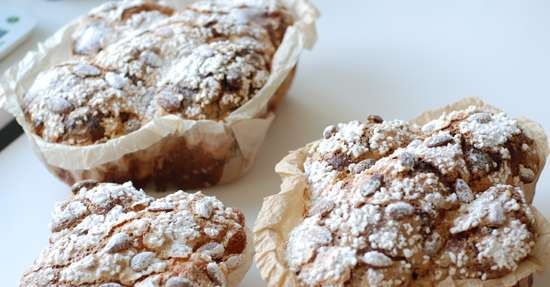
(125, 118), (141, 133)
(455, 179), (474, 203)
(450, 185), (525, 234)
(99, 283), (123, 287)
(25, 0), (294, 144)
(458, 109), (521, 149)
(487, 204), (506, 226)
(291, 106), (540, 286)
(105, 232), (132, 253)
(20, 182), (250, 287)
(385, 201), (415, 219)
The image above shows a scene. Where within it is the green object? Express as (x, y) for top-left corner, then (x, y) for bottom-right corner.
(6, 16), (19, 24)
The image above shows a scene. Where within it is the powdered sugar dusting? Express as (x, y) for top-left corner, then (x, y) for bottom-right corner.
(450, 185), (524, 234)
(288, 108), (538, 286)
(298, 246), (357, 286)
(317, 121), (367, 157)
(21, 182), (248, 287)
(476, 220), (534, 271)
(459, 110), (520, 149)
(72, 0), (174, 56)
(25, 0), (293, 145)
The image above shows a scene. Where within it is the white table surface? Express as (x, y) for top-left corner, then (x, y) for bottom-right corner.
(2, 0), (550, 286)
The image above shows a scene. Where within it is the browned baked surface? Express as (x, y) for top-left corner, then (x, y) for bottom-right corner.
(24, 0), (293, 145)
(20, 182), (250, 287)
(47, 66), (296, 189)
(285, 107), (541, 286)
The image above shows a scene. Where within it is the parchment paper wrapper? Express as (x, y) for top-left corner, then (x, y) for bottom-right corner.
(227, 227), (255, 287)
(0, 0), (319, 189)
(254, 98), (550, 287)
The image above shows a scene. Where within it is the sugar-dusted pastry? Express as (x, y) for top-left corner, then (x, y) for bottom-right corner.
(26, 1), (292, 144)
(20, 181), (252, 287)
(3, 0), (318, 189)
(72, 0), (175, 56)
(254, 99), (550, 287)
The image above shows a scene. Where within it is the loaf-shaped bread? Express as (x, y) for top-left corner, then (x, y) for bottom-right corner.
(254, 101), (550, 287)
(20, 181), (252, 287)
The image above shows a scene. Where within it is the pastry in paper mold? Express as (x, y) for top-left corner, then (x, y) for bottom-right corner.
(254, 98), (550, 287)
(0, 0), (318, 189)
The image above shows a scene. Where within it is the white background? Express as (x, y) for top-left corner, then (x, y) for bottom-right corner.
(1, 0), (550, 286)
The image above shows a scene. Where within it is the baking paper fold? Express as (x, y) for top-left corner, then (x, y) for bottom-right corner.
(0, 0), (319, 186)
(254, 97), (550, 287)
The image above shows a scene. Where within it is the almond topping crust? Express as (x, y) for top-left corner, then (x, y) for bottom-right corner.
(21, 182), (248, 287)
(289, 107), (540, 286)
(25, 0), (294, 145)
